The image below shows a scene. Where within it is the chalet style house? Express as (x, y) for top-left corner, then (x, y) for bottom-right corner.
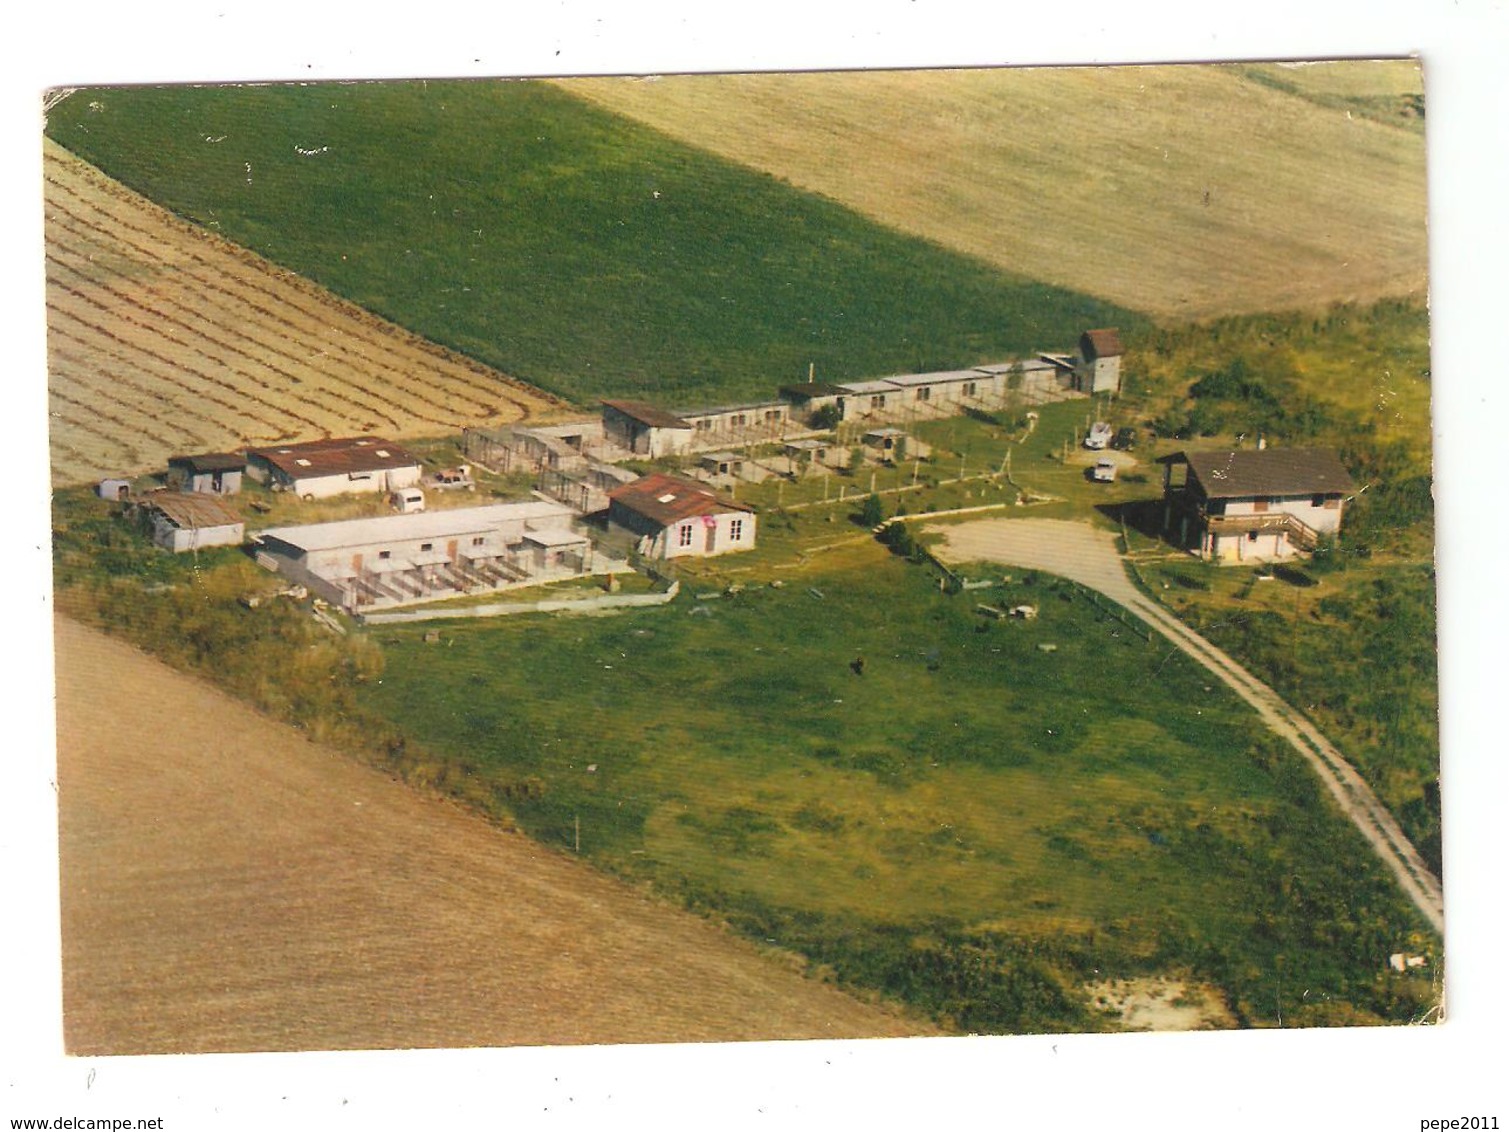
(1158, 448), (1354, 563)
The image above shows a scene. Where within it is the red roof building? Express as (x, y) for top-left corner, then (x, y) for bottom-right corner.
(606, 472), (756, 559)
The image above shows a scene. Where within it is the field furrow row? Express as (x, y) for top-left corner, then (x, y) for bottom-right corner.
(46, 255), (372, 434)
(50, 386), (199, 455)
(45, 269), (337, 436)
(48, 342), (228, 448)
(44, 192), (497, 423)
(47, 306), (304, 443)
(48, 321), (294, 440)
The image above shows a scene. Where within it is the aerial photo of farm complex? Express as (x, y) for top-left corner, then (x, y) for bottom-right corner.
(44, 61), (1440, 1053)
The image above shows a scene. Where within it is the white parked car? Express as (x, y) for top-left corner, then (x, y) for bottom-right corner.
(1085, 421), (1114, 450)
(1092, 457), (1118, 483)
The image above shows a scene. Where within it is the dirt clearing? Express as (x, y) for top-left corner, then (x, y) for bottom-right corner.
(54, 616), (927, 1054)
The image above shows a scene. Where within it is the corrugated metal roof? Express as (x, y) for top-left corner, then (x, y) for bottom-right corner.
(246, 436), (421, 479)
(1169, 449), (1355, 499)
(257, 501), (575, 553)
(608, 472), (753, 527)
(146, 493), (244, 530)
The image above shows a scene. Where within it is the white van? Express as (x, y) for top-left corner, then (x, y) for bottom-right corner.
(391, 487), (426, 513)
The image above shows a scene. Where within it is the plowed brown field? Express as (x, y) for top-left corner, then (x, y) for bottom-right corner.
(43, 140), (562, 488)
(55, 615), (927, 1054)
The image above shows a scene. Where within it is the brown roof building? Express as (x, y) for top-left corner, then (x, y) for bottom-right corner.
(601, 401), (695, 459)
(607, 472), (756, 559)
(1159, 447), (1355, 563)
(244, 437), (423, 500)
(1076, 328), (1125, 395)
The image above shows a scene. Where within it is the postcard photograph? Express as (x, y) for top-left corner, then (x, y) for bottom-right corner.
(41, 60), (1442, 1058)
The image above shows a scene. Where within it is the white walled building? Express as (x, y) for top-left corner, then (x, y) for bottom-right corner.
(245, 436), (423, 500)
(1160, 448), (1354, 563)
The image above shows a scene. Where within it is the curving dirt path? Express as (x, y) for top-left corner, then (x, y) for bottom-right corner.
(54, 615), (929, 1054)
(927, 518), (1444, 934)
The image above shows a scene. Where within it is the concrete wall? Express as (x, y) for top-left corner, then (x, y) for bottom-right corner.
(359, 581), (680, 625)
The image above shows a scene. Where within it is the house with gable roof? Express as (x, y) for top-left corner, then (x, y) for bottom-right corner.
(1158, 447), (1355, 562)
(606, 471), (756, 559)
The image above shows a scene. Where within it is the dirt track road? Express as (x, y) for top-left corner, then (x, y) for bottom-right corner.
(54, 616), (928, 1055)
(928, 518), (1445, 935)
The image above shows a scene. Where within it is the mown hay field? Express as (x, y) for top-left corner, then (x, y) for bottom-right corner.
(43, 139), (560, 487)
(54, 614), (927, 1054)
(560, 61), (1427, 321)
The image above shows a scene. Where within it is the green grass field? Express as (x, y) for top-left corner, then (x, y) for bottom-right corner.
(357, 543), (1435, 1031)
(45, 81), (1133, 410)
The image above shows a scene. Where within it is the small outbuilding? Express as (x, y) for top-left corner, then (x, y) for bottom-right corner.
(142, 494), (245, 553)
(601, 400), (695, 459)
(1076, 329), (1125, 395)
(166, 452), (246, 495)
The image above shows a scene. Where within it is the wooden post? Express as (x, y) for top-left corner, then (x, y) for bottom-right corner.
(574, 814), (580, 853)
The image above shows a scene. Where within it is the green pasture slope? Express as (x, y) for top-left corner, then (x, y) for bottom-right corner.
(45, 81), (1134, 408)
(360, 546), (1437, 1032)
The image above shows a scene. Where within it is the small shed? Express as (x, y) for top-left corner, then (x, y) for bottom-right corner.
(601, 400), (694, 459)
(167, 452), (246, 495)
(862, 427), (913, 459)
(698, 451), (745, 478)
(783, 437), (836, 471)
(97, 477), (134, 502)
(142, 494), (245, 553)
(1077, 328), (1125, 395)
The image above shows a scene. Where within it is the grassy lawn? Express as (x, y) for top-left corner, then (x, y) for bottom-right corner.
(46, 81), (1134, 411)
(358, 542), (1437, 1031)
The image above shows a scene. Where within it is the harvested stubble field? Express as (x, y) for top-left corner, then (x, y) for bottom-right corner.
(43, 139), (560, 488)
(54, 615), (925, 1054)
(561, 61), (1427, 321)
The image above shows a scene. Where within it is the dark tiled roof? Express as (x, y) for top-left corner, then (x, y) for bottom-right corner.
(246, 436), (420, 479)
(601, 400), (693, 430)
(608, 472), (753, 527)
(1169, 448), (1355, 499)
(1080, 329), (1124, 359)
